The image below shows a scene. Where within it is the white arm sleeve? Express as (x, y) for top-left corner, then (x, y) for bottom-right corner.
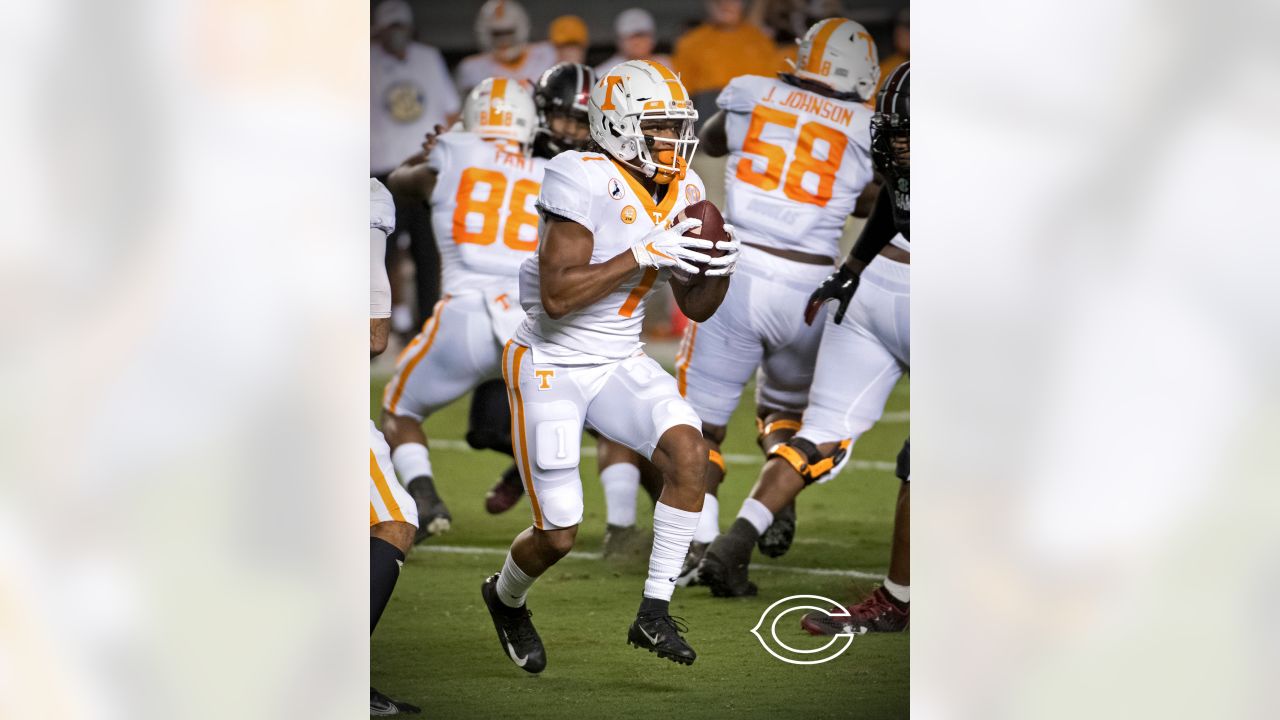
(370, 228), (392, 319)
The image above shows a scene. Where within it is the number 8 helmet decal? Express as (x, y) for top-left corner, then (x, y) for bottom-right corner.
(791, 18), (880, 102)
(588, 60), (699, 185)
(462, 77), (538, 152)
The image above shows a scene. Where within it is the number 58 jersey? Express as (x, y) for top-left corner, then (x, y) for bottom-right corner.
(428, 132), (547, 298)
(719, 74), (875, 258)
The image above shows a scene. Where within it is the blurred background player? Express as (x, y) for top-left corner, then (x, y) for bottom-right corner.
(473, 61), (599, 515)
(371, 0), (460, 335)
(800, 62), (909, 633)
(676, 17), (879, 584)
(700, 62), (909, 605)
(481, 60), (739, 671)
(548, 15), (589, 65)
(381, 79), (544, 543)
(595, 8), (671, 77)
(370, 178), (422, 715)
(673, 0), (781, 123)
(456, 0), (558, 96)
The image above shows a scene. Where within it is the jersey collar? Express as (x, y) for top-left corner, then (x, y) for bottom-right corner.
(610, 159), (680, 225)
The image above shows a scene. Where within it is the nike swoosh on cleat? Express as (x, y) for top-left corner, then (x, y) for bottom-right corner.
(502, 632), (529, 667)
(639, 626), (661, 645)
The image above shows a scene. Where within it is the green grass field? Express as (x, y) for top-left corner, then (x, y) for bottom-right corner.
(371, 368), (909, 719)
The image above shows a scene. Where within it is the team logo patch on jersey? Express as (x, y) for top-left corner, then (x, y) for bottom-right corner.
(685, 184), (701, 204)
(534, 369), (555, 389)
(620, 205), (637, 224)
(608, 178), (624, 200)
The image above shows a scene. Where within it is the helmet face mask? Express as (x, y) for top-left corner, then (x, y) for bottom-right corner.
(872, 62), (910, 200)
(588, 60), (699, 184)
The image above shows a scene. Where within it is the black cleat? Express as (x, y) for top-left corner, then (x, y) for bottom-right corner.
(701, 531), (758, 598)
(370, 687), (420, 715)
(481, 573), (547, 674)
(407, 475), (451, 543)
(757, 502), (796, 558)
(675, 541), (709, 587)
(628, 613), (696, 665)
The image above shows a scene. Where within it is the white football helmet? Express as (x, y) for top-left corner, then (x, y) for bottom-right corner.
(462, 77), (538, 151)
(588, 60), (698, 184)
(791, 18), (880, 101)
(475, 0), (530, 60)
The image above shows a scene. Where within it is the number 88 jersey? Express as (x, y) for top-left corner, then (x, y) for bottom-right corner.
(719, 74), (875, 258)
(428, 132), (548, 295)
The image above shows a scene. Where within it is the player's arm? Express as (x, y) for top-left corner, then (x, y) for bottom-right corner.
(370, 226), (392, 356)
(852, 178), (882, 218)
(386, 124), (446, 201)
(804, 185), (896, 325)
(538, 215), (650, 319)
(697, 110), (729, 158)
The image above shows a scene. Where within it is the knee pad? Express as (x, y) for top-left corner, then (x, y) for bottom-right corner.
(895, 438), (910, 482)
(768, 437), (851, 486)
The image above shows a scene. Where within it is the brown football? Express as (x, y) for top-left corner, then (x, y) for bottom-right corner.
(673, 200), (728, 258)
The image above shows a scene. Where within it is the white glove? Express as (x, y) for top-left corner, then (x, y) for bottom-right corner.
(703, 222), (740, 277)
(631, 217), (714, 274)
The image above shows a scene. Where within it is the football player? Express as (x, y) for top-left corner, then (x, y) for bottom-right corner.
(674, 18), (881, 582)
(801, 62), (910, 632)
(381, 78), (545, 543)
(455, 0), (558, 97)
(481, 60), (739, 671)
(700, 63), (911, 618)
(458, 62), (601, 516)
(370, 178), (422, 715)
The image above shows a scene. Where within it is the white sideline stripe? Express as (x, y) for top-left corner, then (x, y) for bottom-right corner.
(425, 438), (898, 472)
(420, 544), (884, 581)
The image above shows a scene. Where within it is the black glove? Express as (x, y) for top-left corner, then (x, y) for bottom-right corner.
(804, 264), (860, 326)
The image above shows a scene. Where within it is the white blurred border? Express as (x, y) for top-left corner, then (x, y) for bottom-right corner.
(0, 1), (367, 717)
(918, 0), (1280, 717)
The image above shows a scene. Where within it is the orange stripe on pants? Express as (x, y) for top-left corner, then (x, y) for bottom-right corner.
(370, 449), (406, 523)
(502, 341), (544, 529)
(676, 322), (698, 397)
(385, 298), (450, 413)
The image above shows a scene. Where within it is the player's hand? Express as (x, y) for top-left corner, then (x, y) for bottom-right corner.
(420, 123), (447, 156)
(631, 218), (713, 274)
(804, 264), (860, 326)
(703, 222), (740, 277)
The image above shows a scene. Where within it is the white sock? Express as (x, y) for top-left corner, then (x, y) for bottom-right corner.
(737, 497), (774, 536)
(600, 463), (640, 527)
(496, 551), (536, 608)
(883, 577), (910, 604)
(391, 443), (432, 485)
(644, 502), (700, 600)
(693, 493), (720, 543)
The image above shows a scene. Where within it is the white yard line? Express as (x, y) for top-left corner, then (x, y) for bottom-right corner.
(425, 438), (900, 472)
(418, 544), (884, 581)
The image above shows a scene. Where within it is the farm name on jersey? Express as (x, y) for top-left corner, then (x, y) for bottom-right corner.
(758, 85), (856, 127)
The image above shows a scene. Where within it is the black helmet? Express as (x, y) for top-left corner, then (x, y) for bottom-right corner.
(533, 62), (595, 157)
(870, 61), (909, 178)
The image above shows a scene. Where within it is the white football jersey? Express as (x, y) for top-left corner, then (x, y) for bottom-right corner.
(719, 75), (875, 258)
(514, 150), (707, 364)
(428, 133), (547, 297)
(454, 43), (558, 96)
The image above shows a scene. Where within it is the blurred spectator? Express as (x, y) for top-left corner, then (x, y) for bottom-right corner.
(878, 8), (909, 90)
(549, 15), (589, 65)
(455, 0), (558, 96)
(370, 0), (459, 178)
(749, 0), (806, 70)
(595, 9), (673, 76)
(371, 0), (458, 331)
(674, 0), (781, 122)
